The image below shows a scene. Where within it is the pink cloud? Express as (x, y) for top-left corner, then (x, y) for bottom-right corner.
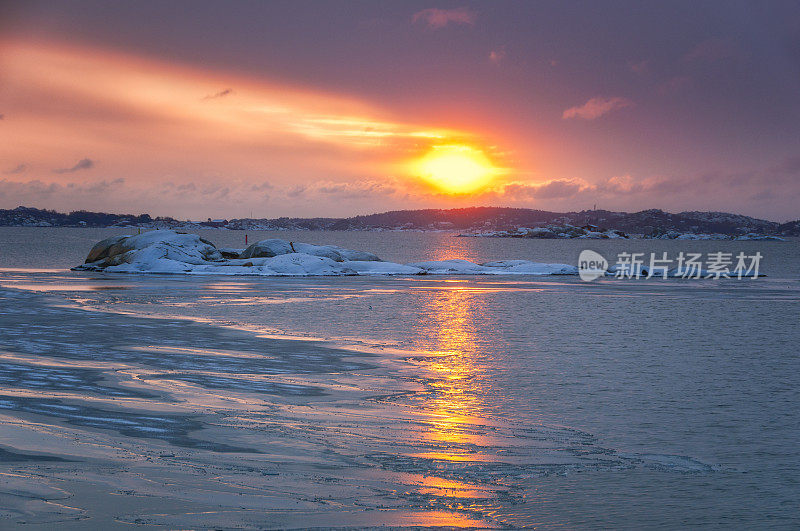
(489, 46), (506, 64)
(412, 7), (477, 29)
(562, 97), (634, 120)
(629, 59), (649, 73)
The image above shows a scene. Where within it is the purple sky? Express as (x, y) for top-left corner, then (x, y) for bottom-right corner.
(1, 1), (799, 220)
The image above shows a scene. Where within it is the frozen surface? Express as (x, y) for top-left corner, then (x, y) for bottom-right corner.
(1, 233), (799, 528)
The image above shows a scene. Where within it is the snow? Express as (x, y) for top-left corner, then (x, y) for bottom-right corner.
(73, 230), (582, 277)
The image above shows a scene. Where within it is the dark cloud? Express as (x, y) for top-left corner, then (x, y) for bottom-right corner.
(65, 178), (124, 193)
(287, 185), (306, 198)
(0, 178), (124, 199)
(317, 180), (396, 199)
(199, 184), (230, 199)
(53, 158), (94, 174)
(250, 182), (274, 192)
(0, 114), (4, 120)
(4, 163), (27, 175)
(202, 88), (234, 100)
(280, 180), (397, 200)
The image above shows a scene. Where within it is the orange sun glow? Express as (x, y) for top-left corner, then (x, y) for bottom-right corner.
(414, 145), (497, 194)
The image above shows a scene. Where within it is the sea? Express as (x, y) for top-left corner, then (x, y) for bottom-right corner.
(0, 227), (798, 529)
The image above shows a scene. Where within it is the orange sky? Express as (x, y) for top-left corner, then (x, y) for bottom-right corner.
(2, 40), (529, 218)
(1, 1), (799, 221)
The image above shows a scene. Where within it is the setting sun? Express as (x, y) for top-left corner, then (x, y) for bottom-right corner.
(415, 145), (497, 194)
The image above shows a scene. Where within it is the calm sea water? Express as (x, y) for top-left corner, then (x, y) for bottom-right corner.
(0, 227), (798, 528)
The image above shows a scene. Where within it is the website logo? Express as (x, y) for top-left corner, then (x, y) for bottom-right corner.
(578, 250), (608, 281)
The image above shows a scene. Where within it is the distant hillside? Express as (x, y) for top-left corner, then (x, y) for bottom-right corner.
(0, 206), (171, 227)
(321, 207), (787, 235)
(1, 205), (798, 236)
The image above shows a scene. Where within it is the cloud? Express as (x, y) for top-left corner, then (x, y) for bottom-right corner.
(202, 88), (234, 100)
(0, 114), (4, 120)
(412, 7), (476, 29)
(594, 175), (645, 195)
(53, 158), (94, 174)
(4, 163), (27, 175)
(491, 175), (678, 204)
(66, 178), (124, 194)
(283, 179), (398, 200)
(0, 178), (125, 201)
(1, 41), (476, 209)
(489, 47), (506, 64)
(316, 179), (397, 199)
(562, 97), (633, 120)
(250, 182), (274, 192)
(500, 179), (584, 199)
(287, 185), (306, 198)
(199, 184), (230, 199)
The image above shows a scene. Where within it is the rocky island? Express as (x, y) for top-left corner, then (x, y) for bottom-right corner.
(73, 230), (579, 276)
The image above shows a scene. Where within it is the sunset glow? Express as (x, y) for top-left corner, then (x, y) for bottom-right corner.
(1, 2), (798, 219)
(415, 145), (497, 195)
(0, 4), (797, 528)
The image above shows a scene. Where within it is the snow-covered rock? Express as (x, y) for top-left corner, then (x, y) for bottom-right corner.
(237, 239), (383, 262)
(239, 239), (293, 258)
(734, 233), (785, 241)
(80, 231), (222, 270)
(73, 230), (581, 277)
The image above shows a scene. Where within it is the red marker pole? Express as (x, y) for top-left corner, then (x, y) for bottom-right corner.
(245, 234), (248, 245)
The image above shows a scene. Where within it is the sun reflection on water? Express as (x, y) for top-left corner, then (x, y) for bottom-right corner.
(415, 285), (492, 460)
(402, 283), (516, 526)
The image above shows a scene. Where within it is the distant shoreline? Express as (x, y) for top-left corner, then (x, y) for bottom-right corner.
(2, 205), (799, 237)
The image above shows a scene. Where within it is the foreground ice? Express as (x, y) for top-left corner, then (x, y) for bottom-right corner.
(73, 230), (579, 277)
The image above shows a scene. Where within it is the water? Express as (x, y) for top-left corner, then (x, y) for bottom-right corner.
(0, 227), (798, 528)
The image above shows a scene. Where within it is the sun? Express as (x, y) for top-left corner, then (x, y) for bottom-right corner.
(414, 145), (497, 194)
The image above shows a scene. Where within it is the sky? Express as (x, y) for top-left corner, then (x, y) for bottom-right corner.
(1, 0), (799, 221)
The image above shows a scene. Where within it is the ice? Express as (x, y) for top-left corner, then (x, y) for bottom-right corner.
(345, 261), (424, 275)
(482, 260), (579, 275)
(408, 259), (495, 274)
